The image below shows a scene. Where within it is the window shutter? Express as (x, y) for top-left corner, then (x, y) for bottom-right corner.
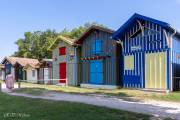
(59, 47), (66, 56)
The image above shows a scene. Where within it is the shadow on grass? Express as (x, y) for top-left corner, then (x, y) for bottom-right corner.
(0, 92), (152, 120)
(97, 92), (142, 102)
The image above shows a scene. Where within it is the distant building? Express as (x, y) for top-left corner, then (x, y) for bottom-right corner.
(1, 57), (52, 83)
(0, 64), (5, 80)
(38, 59), (53, 84)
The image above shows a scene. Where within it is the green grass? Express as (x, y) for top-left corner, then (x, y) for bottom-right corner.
(18, 82), (180, 102)
(0, 92), (151, 120)
(15, 88), (47, 96)
(150, 92), (180, 101)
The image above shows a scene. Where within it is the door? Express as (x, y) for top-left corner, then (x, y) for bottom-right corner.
(145, 52), (167, 89)
(44, 68), (49, 80)
(44, 68), (49, 84)
(59, 63), (66, 84)
(90, 60), (103, 84)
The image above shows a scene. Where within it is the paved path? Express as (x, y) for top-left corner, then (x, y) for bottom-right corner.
(2, 88), (180, 120)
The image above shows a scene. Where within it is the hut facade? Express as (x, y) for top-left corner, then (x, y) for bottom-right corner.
(1, 57), (52, 84)
(75, 26), (122, 89)
(49, 36), (77, 86)
(113, 13), (180, 91)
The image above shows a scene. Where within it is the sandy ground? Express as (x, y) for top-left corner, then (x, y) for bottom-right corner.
(1, 84), (180, 120)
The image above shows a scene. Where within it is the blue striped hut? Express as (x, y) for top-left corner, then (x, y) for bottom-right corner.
(113, 13), (180, 91)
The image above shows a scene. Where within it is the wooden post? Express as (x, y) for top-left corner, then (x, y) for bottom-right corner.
(18, 82), (21, 88)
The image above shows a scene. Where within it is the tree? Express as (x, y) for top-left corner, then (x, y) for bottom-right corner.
(14, 30), (58, 59)
(59, 22), (106, 39)
(14, 22), (106, 59)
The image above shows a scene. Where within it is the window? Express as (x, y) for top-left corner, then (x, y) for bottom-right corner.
(124, 55), (134, 70)
(92, 39), (102, 55)
(59, 47), (66, 56)
(32, 70), (36, 77)
(19, 69), (22, 74)
(5, 64), (11, 75)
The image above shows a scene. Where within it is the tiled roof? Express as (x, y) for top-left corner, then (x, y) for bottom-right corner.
(5, 57), (40, 68)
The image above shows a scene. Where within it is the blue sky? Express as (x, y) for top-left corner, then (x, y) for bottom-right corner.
(0, 0), (180, 60)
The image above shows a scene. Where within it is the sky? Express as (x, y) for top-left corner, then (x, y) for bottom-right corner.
(0, 0), (180, 61)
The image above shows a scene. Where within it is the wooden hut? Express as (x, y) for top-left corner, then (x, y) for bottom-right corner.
(1, 57), (53, 83)
(75, 25), (122, 89)
(0, 64), (5, 80)
(113, 13), (180, 91)
(49, 36), (77, 86)
(38, 59), (53, 84)
(1, 57), (39, 82)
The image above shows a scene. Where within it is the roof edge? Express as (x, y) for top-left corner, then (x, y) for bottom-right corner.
(48, 35), (75, 51)
(112, 13), (171, 40)
(75, 25), (114, 45)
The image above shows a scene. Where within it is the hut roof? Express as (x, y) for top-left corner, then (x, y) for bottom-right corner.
(112, 13), (180, 40)
(2, 57), (40, 68)
(48, 36), (75, 51)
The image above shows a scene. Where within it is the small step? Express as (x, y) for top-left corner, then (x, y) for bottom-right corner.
(141, 88), (170, 93)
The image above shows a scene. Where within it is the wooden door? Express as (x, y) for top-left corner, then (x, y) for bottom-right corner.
(90, 60), (103, 84)
(145, 52), (167, 89)
(59, 63), (66, 84)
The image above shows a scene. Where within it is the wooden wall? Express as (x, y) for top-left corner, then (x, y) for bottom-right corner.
(122, 19), (171, 89)
(80, 30), (120, 85)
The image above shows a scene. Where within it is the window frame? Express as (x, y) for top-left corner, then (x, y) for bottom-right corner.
(124, 55), (134, 70)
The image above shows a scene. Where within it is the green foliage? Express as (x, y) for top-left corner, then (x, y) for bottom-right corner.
(14, 30), (58, 59)
(14, 22), (106, 59)
(59, 22), (106, 39)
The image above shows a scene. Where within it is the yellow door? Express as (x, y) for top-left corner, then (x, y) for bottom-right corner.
(145, 52), (167, 89)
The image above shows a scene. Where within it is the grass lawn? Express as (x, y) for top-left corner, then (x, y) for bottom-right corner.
(16, 82), (180, 102)
(0, 92), (151, 120)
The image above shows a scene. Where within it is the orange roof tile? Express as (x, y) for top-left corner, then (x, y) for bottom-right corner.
(6, 57), (40, 68)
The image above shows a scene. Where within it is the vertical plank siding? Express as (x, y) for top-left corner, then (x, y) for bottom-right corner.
(52, 41), (77, 86)
(81, 30), (119, 85)
(122, 19), (170, 89)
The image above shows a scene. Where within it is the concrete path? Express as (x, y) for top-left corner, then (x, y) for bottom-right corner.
(2, 88), (180, 120)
